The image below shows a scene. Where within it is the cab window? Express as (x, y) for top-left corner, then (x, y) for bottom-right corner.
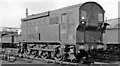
(81, 11), (87, 19)
(98, 13), (103, 21)
(61, 13), (67, 24)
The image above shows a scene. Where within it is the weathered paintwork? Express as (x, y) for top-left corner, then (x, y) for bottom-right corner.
(21, 2), (104, 46)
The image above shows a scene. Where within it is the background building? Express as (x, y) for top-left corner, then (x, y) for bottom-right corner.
(0, 27), (21, 48)
(103, 18), (120, 44)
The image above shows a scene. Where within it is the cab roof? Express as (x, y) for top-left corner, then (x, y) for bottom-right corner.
(22, 1), (104, 21)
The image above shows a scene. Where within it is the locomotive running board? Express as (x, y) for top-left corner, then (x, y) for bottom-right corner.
(30, 48), (54, 52)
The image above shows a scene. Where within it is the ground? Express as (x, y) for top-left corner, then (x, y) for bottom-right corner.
(0, 53), (120, 66)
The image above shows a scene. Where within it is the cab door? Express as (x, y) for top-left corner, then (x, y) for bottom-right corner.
(60, 13), (68, 44)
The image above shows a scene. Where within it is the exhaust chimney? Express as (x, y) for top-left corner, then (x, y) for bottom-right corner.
(26, 8), (28, 17)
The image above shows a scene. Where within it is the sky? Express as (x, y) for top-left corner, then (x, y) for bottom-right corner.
(0, 0), (119, 28)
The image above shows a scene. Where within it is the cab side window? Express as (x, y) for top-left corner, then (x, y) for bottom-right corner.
(61, 13), (67, 24)
(61, 13), (67, 30)
(98, 13), (103, 21)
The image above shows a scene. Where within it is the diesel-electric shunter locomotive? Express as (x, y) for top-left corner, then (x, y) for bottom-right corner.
(20, 2), (109, 63)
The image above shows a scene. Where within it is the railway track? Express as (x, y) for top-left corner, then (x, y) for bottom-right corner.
(1, 47), (120, 66)
(1, 52), (120, 66)
(0, 50), (119, 65)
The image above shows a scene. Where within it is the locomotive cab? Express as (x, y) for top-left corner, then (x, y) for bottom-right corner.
(76, 2), (106, 50)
